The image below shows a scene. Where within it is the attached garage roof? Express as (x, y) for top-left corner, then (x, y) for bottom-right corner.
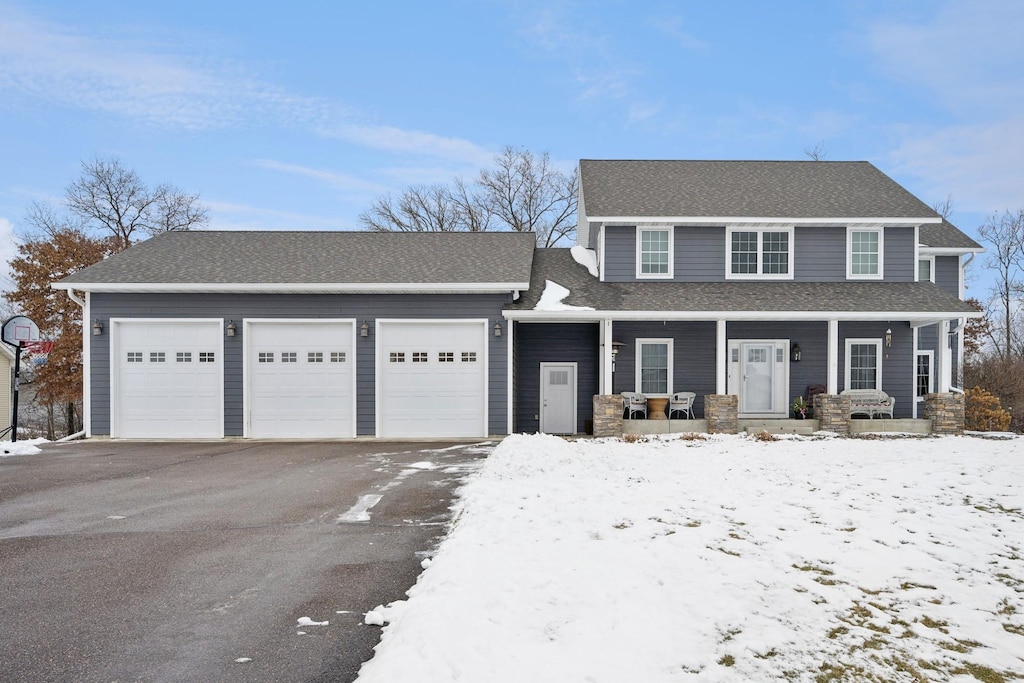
(919, 219), (983, 251)
(55, 230), (536, 293)
(506, 249), (981, 320)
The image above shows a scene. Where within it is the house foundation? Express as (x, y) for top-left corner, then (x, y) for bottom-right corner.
(923, 392), (965, 435)
(814, 394), (851, 435)
(704, 394), (738, 434)
(592, 395), (623, 438)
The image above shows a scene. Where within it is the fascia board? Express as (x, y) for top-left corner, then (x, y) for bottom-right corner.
(503, 309), (984, 322)
(918, 246), (985, 256)
(51, 281), (530, 294)
(588, 216), (942, 226)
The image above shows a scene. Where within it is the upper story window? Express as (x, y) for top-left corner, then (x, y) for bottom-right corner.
(726, 227), (794, 279)
(918, 257), (934, 283)
(847, 228), (884, 279)
(636, 227), (673, 279)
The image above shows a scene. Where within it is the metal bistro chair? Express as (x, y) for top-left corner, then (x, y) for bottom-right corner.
(621, 392), (648, 419)
(669, 392), (696, 419)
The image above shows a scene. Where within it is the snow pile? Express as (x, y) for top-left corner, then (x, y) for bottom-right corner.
(533, 280), (594, 311)
(296, 617), (329, 627)
(356, 433), (1024, 682)
(569, 245), (599, 277)
(1, 438), (46, 456)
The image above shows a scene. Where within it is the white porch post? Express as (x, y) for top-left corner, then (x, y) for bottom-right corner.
(938, 319), (952, 392)
(601, 318), (614, 394)
(827, 319), (839, 394)
(716, 319), (727, 394)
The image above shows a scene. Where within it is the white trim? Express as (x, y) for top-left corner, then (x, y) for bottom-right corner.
(726, 338), (790, 418)
(83, 292), (92, 438)
(600, 318), (614, 394)
(635, 337), (674, 396)
(912, 326), (919, 418)
(918, 246), (985, 256)
(938, 319), (951, 392)
(504, 308), (983, 322)
(844, 338), (882, 391)
(716, 320), (727, 394)
(52, 281), (529, 294)
(725, 226), (795, 280)
(635, 226), (674, 279)
(915, 349), (934, 403)
(827, 319), (839, 394)
(589, 215), (942, 225)
(846, 226), (884, 280)
(506, 318), (514, 436)
(599, 225), (607, 282)
(539, 362), (577, 434)
(917, 255), (935, 283)
(242, 318), (358, 439)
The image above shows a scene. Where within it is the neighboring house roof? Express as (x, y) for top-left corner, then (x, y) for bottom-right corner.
(579, 160), (941, 221)
(505, 250), (980, 320)
(54, 230), (536, 293)
(919, 219), (983, 251)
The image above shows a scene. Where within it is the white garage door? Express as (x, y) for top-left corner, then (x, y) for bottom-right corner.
(378, 320), (487, 438)
(112, 320), (223, 439)
(246, 320), (356, 438)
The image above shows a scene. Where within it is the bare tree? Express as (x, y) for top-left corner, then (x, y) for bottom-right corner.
(361, 185), (468, 233)
(931, 194), (955, 220)
(803, 142), (828, 161)
(978, 209), (1024, 360)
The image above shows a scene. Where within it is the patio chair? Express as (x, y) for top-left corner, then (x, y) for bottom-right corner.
(669, 392), (696, 419)
(621, 392), (648, 419)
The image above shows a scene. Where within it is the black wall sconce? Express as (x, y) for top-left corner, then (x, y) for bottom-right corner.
(360, 321), (370, 338)
(92, 319), (103, 336)
(791, 343), (801, 362)
(493, 322), (502, 337)
(225, 320), (236, 337)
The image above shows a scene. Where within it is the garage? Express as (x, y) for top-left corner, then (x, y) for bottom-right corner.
(377, 320), (487, 438)
(245, 320), (356, 438)
(111, 319), (224, 438)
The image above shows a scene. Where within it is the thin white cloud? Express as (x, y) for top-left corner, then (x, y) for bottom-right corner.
(203, 200), (356, 232)
(319, 124), (495, 168)
(252, 160), (392, 195)
(650, 15), (710, 51)
(0, 217), (21, 293)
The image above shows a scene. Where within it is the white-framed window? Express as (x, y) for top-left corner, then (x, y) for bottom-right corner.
(306, 352), (323, 363)
(199, 352), (215, 363)
(412, 352), (428, 363)
(636, 227), (673, 278)
(635, 338), (673, 395)
(258, 352), (274, 363)
(150, 352), (166, 363)
(918, 256), (935, 283)
(847, 227), (884, 279)
(282, 352), (297, 363)
(176, 352), (192, 363)
(438, 352), (455, 363)
(845, 338), (882, 390)
(330, 351), (346, 363)
(916, 351), (933, 399)
(127, 352), (143, 363)
(726, 227), (794, 279)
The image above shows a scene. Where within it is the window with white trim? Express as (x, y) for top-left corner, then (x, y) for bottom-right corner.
(282, 352), (297, 363)
(847, 228), (884, 279)
(845, 339), (881, 390)
(916, 351), (933, 398)
(176, 352), (192, 363)
(306, 352), (323, 363)
(199, 352), (215, 363)
(635, 338), (673, 395)
(918, 257), (934, 283)
(636, 227), (672, 278)
(726, 227), (793, 278)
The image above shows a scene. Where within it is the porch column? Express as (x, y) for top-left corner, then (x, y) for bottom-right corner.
(937, 319), (951, 392)
(600, 318), (614, 394)
(716, 319), (727, 394)
(827, 319), (839, 394)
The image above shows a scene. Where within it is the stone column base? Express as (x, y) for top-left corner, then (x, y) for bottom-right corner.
(923, 392), (965, 435)
(704, 394), (738, 434)
(813, 394), (851, 435)
(593, 394), (624, 438)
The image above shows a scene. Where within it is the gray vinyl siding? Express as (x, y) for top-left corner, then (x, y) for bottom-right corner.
(794, 227), (846, 281)
(839, 321), (913, 418)
(884, 226), (915, 282)
(603, 226), (636, 281)
(726, 321), (829, 404)
(514, 323), (599, 434)
(610, 321), (717, 418)
(677, 226), (725, 281)
(935, 256), (960, 296)
(90, 293), (511, 437)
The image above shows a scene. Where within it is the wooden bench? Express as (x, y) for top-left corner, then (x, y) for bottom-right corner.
(840, 389), (895, 418)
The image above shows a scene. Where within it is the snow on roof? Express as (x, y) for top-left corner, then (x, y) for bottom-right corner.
(533, 280), (595, 311)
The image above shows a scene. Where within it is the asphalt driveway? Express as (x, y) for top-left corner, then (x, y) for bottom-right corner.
(0, 439), (491, 683)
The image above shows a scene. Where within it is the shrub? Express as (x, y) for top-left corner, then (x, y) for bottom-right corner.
(965, 386), (1012, 432)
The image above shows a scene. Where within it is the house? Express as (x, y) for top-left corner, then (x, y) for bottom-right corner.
(53, 160), (982, 440)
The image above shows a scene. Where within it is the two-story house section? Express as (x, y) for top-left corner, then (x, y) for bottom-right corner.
(506, 160), (982, 433)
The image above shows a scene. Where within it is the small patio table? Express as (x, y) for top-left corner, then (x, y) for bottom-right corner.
(647, 397), (669, 420)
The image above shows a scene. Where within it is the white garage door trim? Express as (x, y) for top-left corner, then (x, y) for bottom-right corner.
(376, 319), (489, 438)
(243, 319), (357, 438)
(110, 318), (225, 439)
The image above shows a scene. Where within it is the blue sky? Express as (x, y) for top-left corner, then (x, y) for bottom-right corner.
(1, 0), (1022, 296)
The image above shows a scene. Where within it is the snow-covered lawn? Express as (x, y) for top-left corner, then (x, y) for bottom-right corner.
(1, 438), (46, 456)
(357, 432), (1024, 683)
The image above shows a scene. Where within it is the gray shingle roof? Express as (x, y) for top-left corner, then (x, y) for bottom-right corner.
(57, 231), (536, 289)
(508, 250), (979, 316)
(580, 160), (940, 220)
(920, 220), (983, 250)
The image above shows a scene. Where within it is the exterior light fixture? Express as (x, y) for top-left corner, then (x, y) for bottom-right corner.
(791, 343), (801, 362)
(360, 321), (370, 338)
(493, 322), (502, 337)
(92, 319), (103, 336)
(611, 340), (624, 371)
(225, 320), (236, 337)
(885, 328), (892, 347)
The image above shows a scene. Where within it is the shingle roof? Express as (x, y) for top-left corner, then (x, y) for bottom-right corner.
(57, 230), (536, 289)
(919, 220), (983, 250)
(507, 250), (979, 317)
(579, 160), (939, 220)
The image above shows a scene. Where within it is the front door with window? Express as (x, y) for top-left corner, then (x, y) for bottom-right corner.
(727, 340), (790, 418)
(540, 363), (576, 434)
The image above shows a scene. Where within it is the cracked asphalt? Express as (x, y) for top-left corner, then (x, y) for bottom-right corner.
(0, 439), (490, 682)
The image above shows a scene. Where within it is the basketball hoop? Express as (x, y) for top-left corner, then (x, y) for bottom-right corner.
(2, 315), (41, 348)
(23, 340), (55, 354)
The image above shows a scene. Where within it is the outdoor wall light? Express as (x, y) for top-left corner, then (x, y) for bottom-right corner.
(611, 340), (624, 371)
(92, 319), (103, 336)
(225, 320), (236, 337)
(493, 322), (502, 337)
(360, 321), (370, 338)
(791, 343), (801, 362)
(885, 328), (892, 347)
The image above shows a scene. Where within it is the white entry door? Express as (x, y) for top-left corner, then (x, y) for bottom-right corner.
(246, 320), (356, 438)
(728, 339), (790, 418)
(540, 363), (576, 434)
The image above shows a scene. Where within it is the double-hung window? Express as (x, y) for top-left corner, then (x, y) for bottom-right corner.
(635, 338), (673, 395)
(847, 228), (884, 279)
(636, 227), (673, 278)
(918, 257), (934, 283)
(916, 351), (933, 398)
(845, 339), (882, 390)
(726, 227), (793, 279)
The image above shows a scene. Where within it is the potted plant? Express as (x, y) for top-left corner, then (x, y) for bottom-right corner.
(791, 396), (808, 419)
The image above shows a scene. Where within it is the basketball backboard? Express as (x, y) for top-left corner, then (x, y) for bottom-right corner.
(1, 316), (41, 348)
